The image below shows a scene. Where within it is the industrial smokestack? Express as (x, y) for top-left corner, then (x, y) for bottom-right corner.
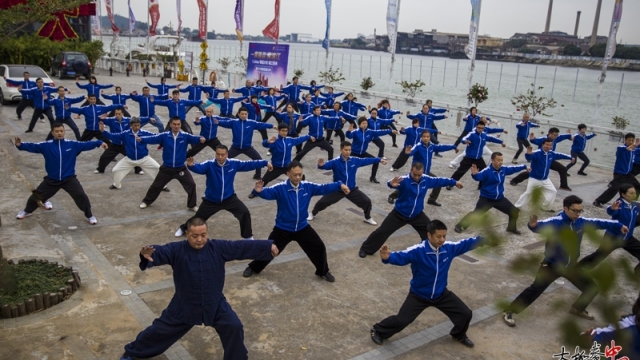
(590, 0), (603, 47)
(544, 0), (553, 33)
(574, 11), (581, 37)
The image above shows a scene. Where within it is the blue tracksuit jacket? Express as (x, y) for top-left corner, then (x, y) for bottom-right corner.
(606, 198), (639, 240)
(462, 131), (502, 159)
(263, 135), (310, 168)
(69, 104), (119, 131)
(383, 236), (483, 300)
(130, 94), (167, 117)
(525, 150), (572, 180)
(570, 133), (596, 153)
(531, 133), (572, 151)
(7, 79), (36, 99)
(154, 98), (203, 121)
(21, 86), (58, 109)
(406, 112), (447, 130)
(189, 158), (267, 203)
(340, 100), (366, 116)
(346, 128), (391, 155)
(318, 156), (380, 190)
(274, 112), (305, 136)
(139, 131), (202, 168)
(515, 121), (540, 139)
(254, 179), (343, 232)
(299, 114), (339, 139)
(400, 126), (438, 148)
(410, 142), (457, 173)
(48, 96), (85, 118)
(472, 165), (527, 200)
(76, 82), (113, 100)
(218, 119), (273, 149)
(102, 93), (131, 106)
(209, 97), (244, 116)
(321, 109), (355, 130)
(103, 129), (155, 161)
(16, 138), (102, 181)
(146, 81), (178, 95)
(390, 174), (457, 218)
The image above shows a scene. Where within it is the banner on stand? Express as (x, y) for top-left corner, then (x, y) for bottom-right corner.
(246, 42), (289, 89)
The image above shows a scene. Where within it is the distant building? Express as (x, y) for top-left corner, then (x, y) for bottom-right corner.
(375, 29), (503, 57)
(288, 33), (319, 43)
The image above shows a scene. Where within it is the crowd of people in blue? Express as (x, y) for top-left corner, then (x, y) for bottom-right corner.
(7, 71), (639, 359)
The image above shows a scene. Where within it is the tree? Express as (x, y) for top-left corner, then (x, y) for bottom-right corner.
(511, 83), (562, 118)
(0, 0), (91, 42)
(563, 44), (582, 56)
(588, 43), (606, 57)
(317, 67), (346, 85)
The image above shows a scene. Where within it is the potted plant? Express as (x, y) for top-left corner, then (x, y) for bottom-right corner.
(511, 83), (562, 124)
(318, 67), (346, 86)
(467, 83), (489, 107)
(233, 56), (248, 76)
(609, 116), (629, 142)
(360, 76), (375, 99)
(293, 69), (304, 79)
(216, 57), (230, 73)
(397, 79), (425, 105)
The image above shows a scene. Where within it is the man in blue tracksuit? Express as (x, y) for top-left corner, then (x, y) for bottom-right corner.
(208, 90), (245, 118)
(510, 127), (573, 190)
(216, 107), (273, 180)
(370, 220), (486, 348)
(274, 104), (306, 153)
(255, 123), (311, 192)
(75, 76), (113, 105)
(406, 103), (448, 156)
(130, 87), (166, 133)
(320, 87), (344, 108)
(233, 80), (268, 98)
(173, 144), (271, 239)
(565, 123), (596, 175)
(447, 121), (504, 190)
(454, 107), (489, 147)
(309, 141), (387, 225)
(322, 102), (357, 144)
(243, 95), (274, 141)
(137, 117), (205, 210)
(277, 77), (304, 111)
(20, 78), (58, 134)
(298, 94), (315, 116)
(579, 183), (640, 278)
(145, 77), (181, 95)
(186, 106), (226, 158)
(503, 195), (626, 327)
(6, 71), (38, 121)
(359, 162), (462, 257)
(69, 94), (119, 142)
(47, 86), (84, 140)
(14, 123), (107, 224)
(346, 118), (394, 183)
(102, 86), (132, 117)
(511, 113), (539, 163)
(391, 118), (438, 172)
(243, 161), (349, 282)
(179, 77), (213, 115)
(95, 108), (145, 175)
(154, 90), (205, 134)
(293, 106), (341, 161)
(455, 152), (529, 234)
(593, 133), (640, 207)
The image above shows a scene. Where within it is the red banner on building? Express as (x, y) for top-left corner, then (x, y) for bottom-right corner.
(262, 0), (280, 43)
(197, 0), (208, 40)
(105, 0), (119, 33)
(149, 0), (160, 36)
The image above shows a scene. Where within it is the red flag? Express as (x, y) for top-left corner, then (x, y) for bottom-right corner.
(149, 0), (160, 36)
(197, 0), (208, 40)
(105, 0), (119, 33)
(262, 0), (280, 43)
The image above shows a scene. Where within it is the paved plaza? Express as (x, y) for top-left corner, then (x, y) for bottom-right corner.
(0, 73), (637, 359)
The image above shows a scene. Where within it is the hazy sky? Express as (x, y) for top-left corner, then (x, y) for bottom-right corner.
(106, 0), (640, 44)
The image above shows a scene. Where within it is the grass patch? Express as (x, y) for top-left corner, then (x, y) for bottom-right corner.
(0, 262), (73, 306)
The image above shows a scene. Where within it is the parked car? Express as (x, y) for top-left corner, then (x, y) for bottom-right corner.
(0, 64), (55, 105)
(50, 51), (91, 80)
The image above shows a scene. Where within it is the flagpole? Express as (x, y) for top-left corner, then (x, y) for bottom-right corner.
(240, 0), (244, 55)
(98, 0), (103, 44)
(128, 0), (132, 63)
(467, 0), (482, 107)
(325, 0), (331, 71)
(593, 0), (623, 127)
(388, 0), (400, 93)
(146, 0), (150, 63)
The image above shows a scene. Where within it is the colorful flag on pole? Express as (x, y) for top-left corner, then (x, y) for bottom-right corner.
(465, 0), (481, 60)
(105, 0), (119, 33)
(149, 0), (160, 37)
(177, 0), (182, 38)
(128, 0), (136, 34)
(92, 0), (102, 36)
(197, 0), (208, 40)
(386, 0), (399, 54)
(262, 0), (280, 43)
(234, 0), (244, 43)
(604, 0), (623, 67)
(322, 0), (332, 50)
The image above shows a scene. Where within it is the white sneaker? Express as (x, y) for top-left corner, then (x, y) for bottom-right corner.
(188, 206), (198, 212)
(40, 119), (45, 123)
(307, 213), (314, 221)
(43, 201), (53, 210)
(363, 217), (377, 226)
(390, 167), (397, 172)
(87, 216), (97, 225)
(382, 157), (387, 160)
(137, 170), (145, 175)
(448, 163), (458, 169)
(16, 211), (32, 219)
(174, 227), (184, 237)
(94, 169), (100, 174)
(243, 236), (254, 240)
(267, 150), (271, 156)
(139, 202), (148, 209)
(15, 117), (22, 121)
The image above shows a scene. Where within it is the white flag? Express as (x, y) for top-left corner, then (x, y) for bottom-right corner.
(465, 0), (482, 60)
(386, 0), (399, 54)
(128, 0), (136, 34)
